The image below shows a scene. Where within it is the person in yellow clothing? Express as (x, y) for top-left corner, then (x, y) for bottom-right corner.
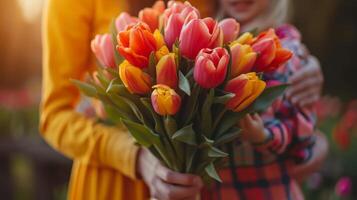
(40, 0), (207, 199)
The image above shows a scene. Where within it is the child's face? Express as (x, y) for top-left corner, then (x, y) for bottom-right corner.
(220, 0), (270, 24)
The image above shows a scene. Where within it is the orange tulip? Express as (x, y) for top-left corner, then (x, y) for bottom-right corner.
(235, 32), (254, 45)
(139, 0), (165, 32)
(251, 29), (293, 72)
(117, 22), (165, 68)
(156, 53), (178, 88)
(119, 61), (152, 95)
(230, 43), (257, 77)
(151, 84), (181, 116)
(225, 72), (266, 112)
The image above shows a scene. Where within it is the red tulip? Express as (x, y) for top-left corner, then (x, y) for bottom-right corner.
(219, 18), (240, 44)
(251, 29), (293, 72)
(225, 72), (266, 112)
(91, 34), (116, 68)
(151, 84), (181, 116)
(115, 12), (139, 32)
(156, 53), (178, 88)
(163, 1), (200, 48)
(179, 18), (223, 59)
(139, 1), (165, 32)
(193, 47), (229, 88)
(117, 22), (164, 68)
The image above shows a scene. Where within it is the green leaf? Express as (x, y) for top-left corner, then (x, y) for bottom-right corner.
(105, 67), (120, 80)
(179, 71), (191, 96)
(164, 116), (178, 137)
(172, 124), (196, 145)
(106, 78), (123, 94)
(96, 67), (111, 88)
(204, 162), (222, 182)
(121, 119), (160, 147)
(249, 84), (289, 112)
(71, 79), (97, 97)
(141, 98), (165, 134)
(110, 19), (124, 66)
(201, 89), (214, 136)
(213, 93), (235, 104)
(181, 84), (200, 126)
(214, 127), (241, 146)
(173, 39), (181, 67)
(208, 146), (228, 158)
(107, 93), (138, 121)
(103, 104), (126, 123)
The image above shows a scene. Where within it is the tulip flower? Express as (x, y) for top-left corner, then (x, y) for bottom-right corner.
(91, 34), (116, 69)
(117, 22), (165, 68)
(151, 84), (181, 116)
(225, 72), (266, 112)
(251, 29), (293, 72)
(156, 53), (178, 88)
(163, 1), (200, 49)
(194, 47), (229, 89)
(119, 61), (152, 94)
(139, 0), (165, 32)
(179, 18), (223, 59)
(115, 12), (139, 32)
(218, 18), (240, 44)
(230, 43), (257, 77)
(235, 32), (254, 45)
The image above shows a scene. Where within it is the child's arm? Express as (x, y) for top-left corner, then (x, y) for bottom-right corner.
(239, 98), (316, 156)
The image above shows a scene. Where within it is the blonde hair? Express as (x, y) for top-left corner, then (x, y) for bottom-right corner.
(218, 0), (291, 32)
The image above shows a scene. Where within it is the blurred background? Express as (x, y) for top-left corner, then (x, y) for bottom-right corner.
(0, 0), (356, 199)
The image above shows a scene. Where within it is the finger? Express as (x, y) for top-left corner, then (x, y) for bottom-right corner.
(155, 178), (201, 200)
(253, 113), (263, 123)
(291, 87), (320, 105)
(286, 77), (322, 100)
(156, 164), (201, 186)
(299, 94), (320, 107)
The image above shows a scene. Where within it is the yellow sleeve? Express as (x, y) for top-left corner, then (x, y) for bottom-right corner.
(40, 0), (139, 179)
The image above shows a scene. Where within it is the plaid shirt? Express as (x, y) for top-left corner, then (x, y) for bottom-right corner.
(202, 24), (316, 200)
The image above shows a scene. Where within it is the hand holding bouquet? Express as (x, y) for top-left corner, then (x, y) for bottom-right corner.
(73, 0), (292, 182)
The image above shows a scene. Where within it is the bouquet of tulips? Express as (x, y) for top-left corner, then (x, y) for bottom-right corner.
(73, 0), (292, 182)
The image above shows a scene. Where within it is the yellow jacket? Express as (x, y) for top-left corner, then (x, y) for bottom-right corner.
(40, 0), (212, 199)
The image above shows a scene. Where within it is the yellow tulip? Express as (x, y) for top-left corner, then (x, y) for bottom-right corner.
(151, 84), (181, 116)
(119, 61), (152, 95)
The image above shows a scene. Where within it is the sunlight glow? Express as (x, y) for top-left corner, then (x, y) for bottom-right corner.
(16, 0), (44, 22)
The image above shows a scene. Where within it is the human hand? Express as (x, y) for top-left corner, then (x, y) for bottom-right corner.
(286, 55), (324, 107)
(239, 113), (268, 144)
(137, 148), (203, 200)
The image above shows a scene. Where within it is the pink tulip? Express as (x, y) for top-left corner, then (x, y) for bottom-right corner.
(91, 34), (116, 68)
(115, 12), (139, 32)
(219, 18), (240, 44)
(163, 1), (200, 48)
(193, 47), (229, 88)
(180, 18), (223, 59)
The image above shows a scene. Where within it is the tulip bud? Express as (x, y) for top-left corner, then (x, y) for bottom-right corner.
(163, 1), (200, 49)
(91, 34), (116, 68)
(117, 22), (164, 68)
(235, 32), (254, 45)
(139, 1), (165, 32)
(119, 61), (152, 95)
(194, 47), (229, 89)
(115, 12), (139, 32)
(230, 43), (257, 77)
(179, 18), (222, 59)
(225, 72), (266, 112)
(156, 53), (178, 88)
(151, 84), (181, 116)
(219, 18), (240, 44)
